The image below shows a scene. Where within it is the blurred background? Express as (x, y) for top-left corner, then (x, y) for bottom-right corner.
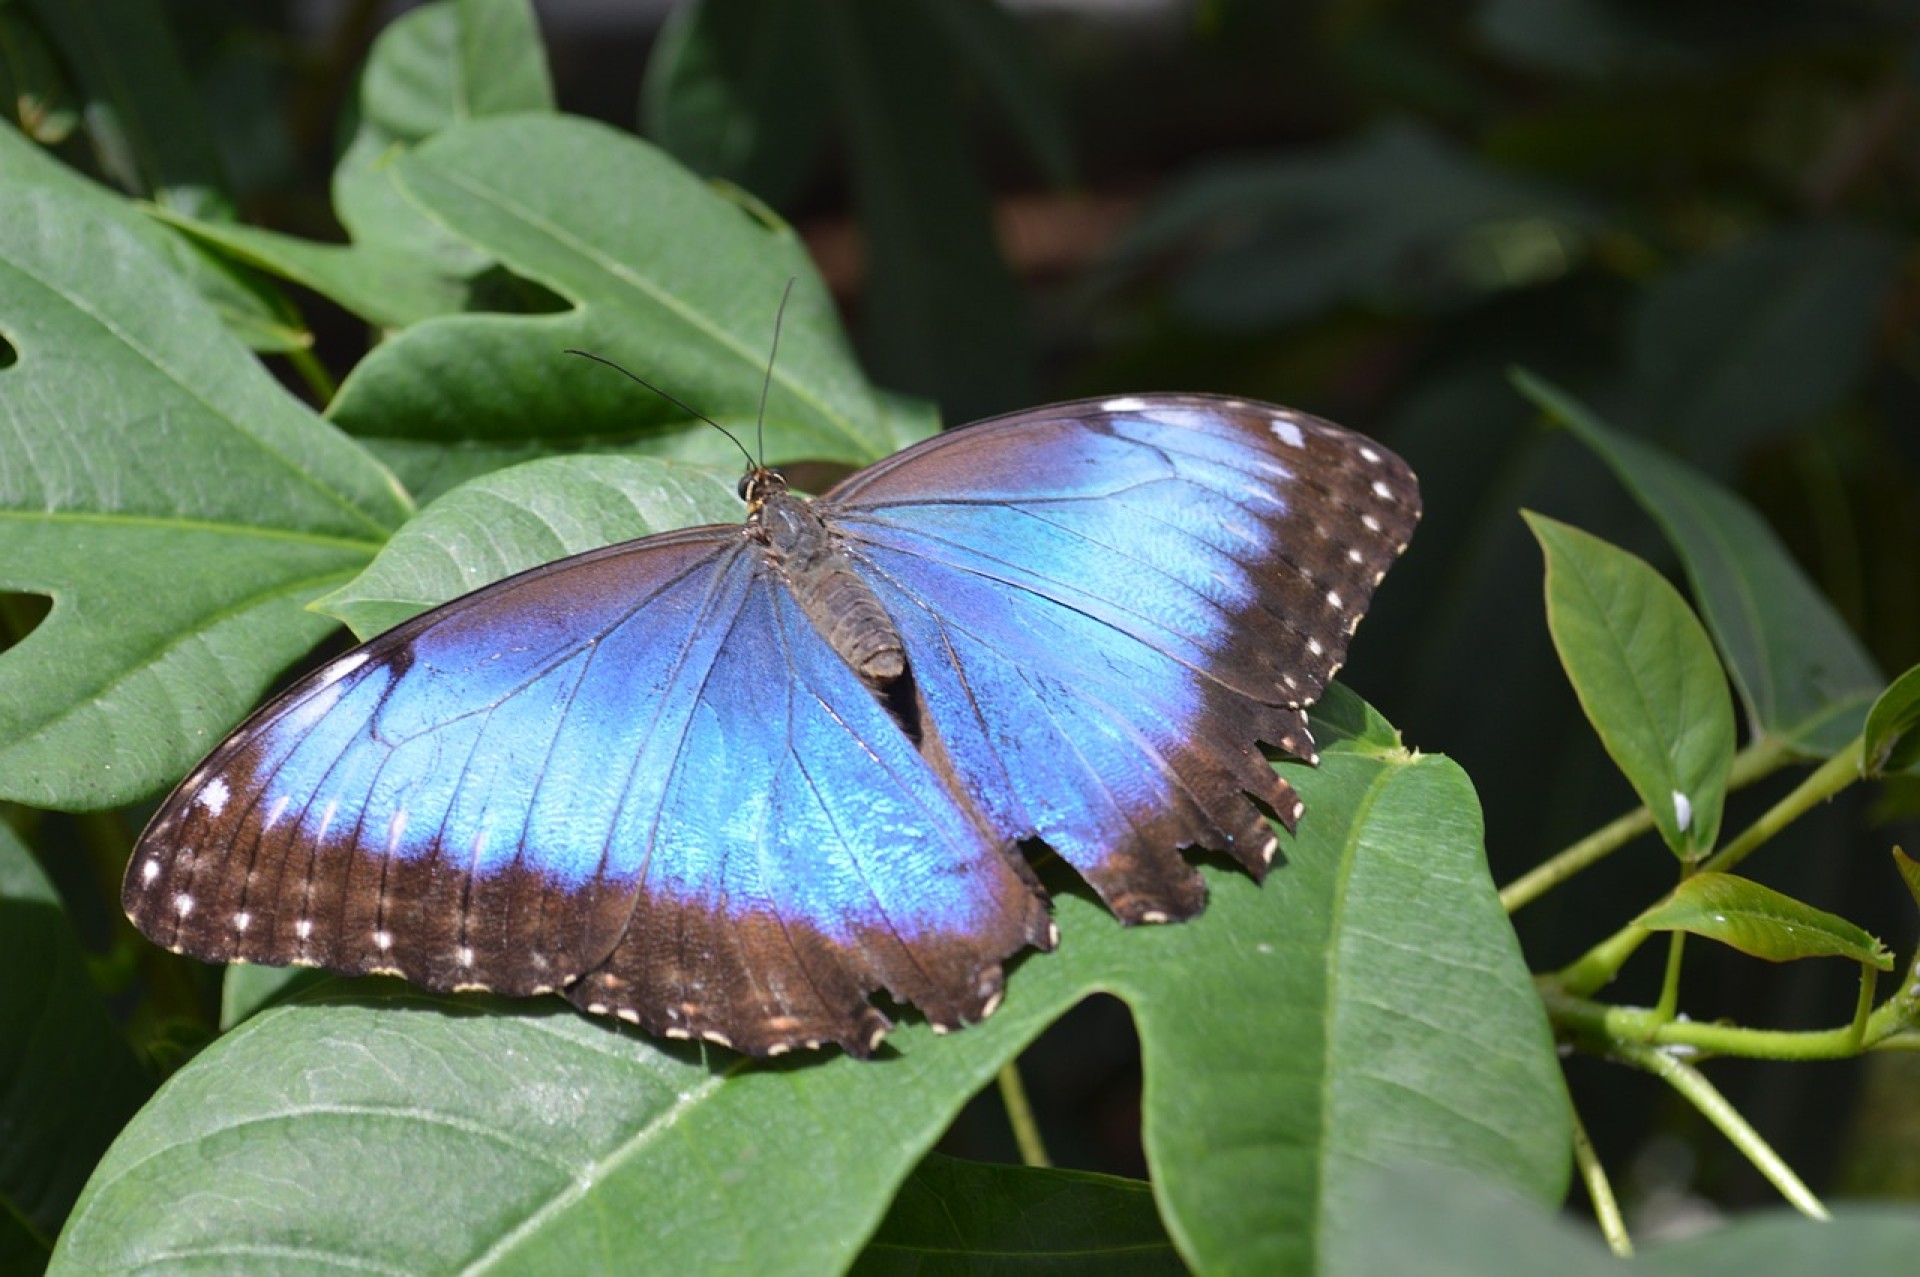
(13, 0), (1920, 1236)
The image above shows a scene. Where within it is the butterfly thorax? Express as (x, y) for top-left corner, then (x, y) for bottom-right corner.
(751, 486), (907, 690)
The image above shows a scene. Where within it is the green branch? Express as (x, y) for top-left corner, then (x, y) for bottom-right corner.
(1614, 1042), (1828, 1220)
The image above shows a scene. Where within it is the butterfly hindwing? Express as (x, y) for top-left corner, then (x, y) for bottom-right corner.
(823, 395), (1420, 924)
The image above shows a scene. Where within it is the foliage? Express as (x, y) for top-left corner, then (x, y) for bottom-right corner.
(2, 0), (1917, 1273)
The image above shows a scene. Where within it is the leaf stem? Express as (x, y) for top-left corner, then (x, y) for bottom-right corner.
(1696, 739), (1863, 878)
(1553, 739), (1863, 996)
(996, 1060), (1050, 1168)
(1544, 983), (1914, 1060)
(1653, 932), (1684, 1022)
(1501, 738), (1788, 914)
(1571, 1108), (1632, 1257)
(1614, 1042), (1829, 1220)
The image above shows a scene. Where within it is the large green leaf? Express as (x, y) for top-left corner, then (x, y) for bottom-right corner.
(1330, 1160), (1920, 1276)
(0, 822), (152, 1259)
(1516, 372), (1881, 756)
(55, 721), (1565, 1274)
(327, 113), (931, 470)
(0, 185), (410, 809)
(0, 123), (308, 352)
(852, 1155), (1176, 1275)
(1525, 512), (1736, 858)
(331, 0), (556, 293)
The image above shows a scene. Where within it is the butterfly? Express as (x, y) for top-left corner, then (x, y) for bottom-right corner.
(124, 393), (1419, 1057)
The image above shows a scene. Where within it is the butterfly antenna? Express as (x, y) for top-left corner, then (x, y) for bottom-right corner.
(563, 349), (756, 472)
(755, 277), (798, 467)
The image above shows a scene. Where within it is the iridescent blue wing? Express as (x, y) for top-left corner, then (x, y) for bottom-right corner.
(125, 529), (1050, 1056)
(820, 394), (1420, 923)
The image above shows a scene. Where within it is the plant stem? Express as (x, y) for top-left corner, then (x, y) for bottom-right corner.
(1614, 1042), (1829, 1220)
(1697, 739), (1863, 878)
(1500, 738), (1788, 914)
(1544, 983), (1914, 1061)
(1571, 1109), (1632, 1257)
(996, 1060), (1050, 1168)
(1653, 932), (1684, 1022)
(286, 345), (339, 405)
(1553, 739), (1864, 997)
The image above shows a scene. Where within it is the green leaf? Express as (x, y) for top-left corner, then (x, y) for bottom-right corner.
(1327, 1162), (1620, 1277)
(852, 1155), (1177, 1275)
(0, 185), (410, 809)
(318, 456), (744, 639)
(1639, 1205), (1920, 1275)
(220, 965), (326, 1031)
(0, 821), (152, 1255)
(56, 727), (1567, 1273)
(1515, 371), (1882, 756)
(1637, 872), (1893, 969)
(1863, 664), (1920, 777)
(1622, 225), (1898, 470)
(1892, 848), (1920, 915)
(147, 208), (470, 332)
(1114, 123), (1593, 330)
(819, 0), (1034, 421)
(328, 114), (917, 471)
(641, 0), (834, 209)
(20, 0), (228, 215)
(0, 124), (309, 352)
(332, 0), (555, 284)
(1332, 1161), (1920, 1276)
(1524, 512), (1736, 858)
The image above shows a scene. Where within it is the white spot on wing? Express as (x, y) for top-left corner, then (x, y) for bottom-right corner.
(319, 650), (370, 686)
(1140, 910), (1170, 924)
(198, 777), (230, 816)
(980, 991), (1004, 1020)
(374, 930), (393, 951)
(1372, 480), (1394, 499)
(234, 911), (252, 932)
(1269, 418), (1306, 448)
(1360, 445), (1382, 463)
(1101, 396), (1149, 413)
(1672, 790), (1693, 833)
(141, 859), (161, 885)
(172, 893), (194, 917)
(296, 918), (313, 940)
(264, 795), (290, 830)
(458, 946), (475, 967)
(1326, 589), (1344, 610)
(386, 809), (409, 853)
(1361, 514), (1382, 533)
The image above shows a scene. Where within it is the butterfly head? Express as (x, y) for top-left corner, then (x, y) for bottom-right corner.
(738, 466), (789, 514)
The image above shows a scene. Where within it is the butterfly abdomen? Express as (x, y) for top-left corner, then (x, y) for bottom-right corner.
(755, 489), (906, 688)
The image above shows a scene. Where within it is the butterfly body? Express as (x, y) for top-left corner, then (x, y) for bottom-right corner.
(126, 395), (1419, 1056)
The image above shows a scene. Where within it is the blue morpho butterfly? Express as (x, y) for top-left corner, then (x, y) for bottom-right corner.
(124, 349), (1419, 1057)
